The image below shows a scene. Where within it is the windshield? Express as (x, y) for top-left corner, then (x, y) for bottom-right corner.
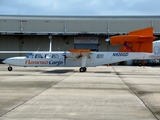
(26, 53), (34, 58)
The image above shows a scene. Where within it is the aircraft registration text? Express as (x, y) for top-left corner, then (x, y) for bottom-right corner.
(112, 53), (129, 57)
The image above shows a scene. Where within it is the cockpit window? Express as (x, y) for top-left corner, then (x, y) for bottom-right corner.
(26, 53), (34, 58)
(35, 54), (43, 58)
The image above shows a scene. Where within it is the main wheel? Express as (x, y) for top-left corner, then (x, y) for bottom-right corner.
(79, 67), (87, 72)
(139, 63), (142, 67)
(84, 67), (87, 72)
(8, 67), (13, 71)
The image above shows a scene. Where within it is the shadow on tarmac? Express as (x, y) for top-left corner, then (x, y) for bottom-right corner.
(42, 69), (75, 74)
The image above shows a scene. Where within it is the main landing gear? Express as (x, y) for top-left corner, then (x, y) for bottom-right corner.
(79, 67), (87, 72)
(8, 66), (13, 71)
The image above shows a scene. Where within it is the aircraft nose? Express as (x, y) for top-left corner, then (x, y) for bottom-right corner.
(2, 57), (25, 65)
(2, 59), (10, 64)
(2, 58), (15, 64)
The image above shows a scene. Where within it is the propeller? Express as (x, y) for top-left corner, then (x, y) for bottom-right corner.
(105, 37), (111, 46)
(105, 29), (111, 45)
(105, 27), (110, 45)
(63, 51), (67, 65)
(105, 38), (110, 42)
(63, 41), (69, 65)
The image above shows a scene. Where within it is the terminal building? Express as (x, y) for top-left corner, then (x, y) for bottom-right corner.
(0, 15), (160, 63)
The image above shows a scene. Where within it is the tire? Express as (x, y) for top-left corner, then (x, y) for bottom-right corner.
(139, 63), (142, 67)
(8, 67), (12, 71)
(84, 67), (87, 72)
(79, 67), (85, 72)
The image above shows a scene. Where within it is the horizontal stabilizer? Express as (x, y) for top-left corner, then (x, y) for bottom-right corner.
(110, 27), (156, 53)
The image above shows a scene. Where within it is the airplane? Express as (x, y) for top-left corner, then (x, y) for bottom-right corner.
(1, 27), (157, 72)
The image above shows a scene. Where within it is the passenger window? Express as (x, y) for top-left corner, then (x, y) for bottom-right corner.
(45, 54), (51, 58)
(35, 54), (43, 58)
(52, 54), (59, 58)
(97, 54), (104, 58)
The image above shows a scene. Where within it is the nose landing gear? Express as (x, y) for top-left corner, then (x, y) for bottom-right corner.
(8, 66), (13, 71)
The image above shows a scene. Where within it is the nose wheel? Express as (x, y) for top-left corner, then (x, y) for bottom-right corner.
(8, 66), (13, 71)
(79, 67), (87, 72)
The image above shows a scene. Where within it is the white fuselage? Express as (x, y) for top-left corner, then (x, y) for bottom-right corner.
(3, 40), (160, 68)
(2, 51), (151, 67)
(143, 40), (160, 59)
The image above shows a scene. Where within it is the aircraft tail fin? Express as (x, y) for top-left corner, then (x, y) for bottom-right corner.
(129, 27), (153, 36)
(110, 27), (156, 53)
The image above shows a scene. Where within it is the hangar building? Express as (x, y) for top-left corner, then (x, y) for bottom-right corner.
(0, 15), (160, 62)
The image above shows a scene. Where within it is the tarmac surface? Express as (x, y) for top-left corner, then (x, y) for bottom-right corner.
(0, 64), (160, 120)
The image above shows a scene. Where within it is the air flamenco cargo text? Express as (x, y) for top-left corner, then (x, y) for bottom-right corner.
(25, 60), (63, 66)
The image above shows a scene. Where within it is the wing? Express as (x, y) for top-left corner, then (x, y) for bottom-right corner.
(0, 51), (32, 53)
(67, 49), (91, 67)
(67, 49), (91, 58)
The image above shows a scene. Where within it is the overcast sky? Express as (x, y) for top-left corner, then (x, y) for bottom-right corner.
(0, 0), (159, 16)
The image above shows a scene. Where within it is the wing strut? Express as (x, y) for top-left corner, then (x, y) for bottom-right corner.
(79, 55), (88, 72)
(68, 49), (91, 72)
(49, 35), (52, 52)
(81, 55), (88, 67)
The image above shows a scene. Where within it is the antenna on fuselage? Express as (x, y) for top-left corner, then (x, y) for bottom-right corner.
(49, 35), (52, 52)
(36, 47), (41, 51)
